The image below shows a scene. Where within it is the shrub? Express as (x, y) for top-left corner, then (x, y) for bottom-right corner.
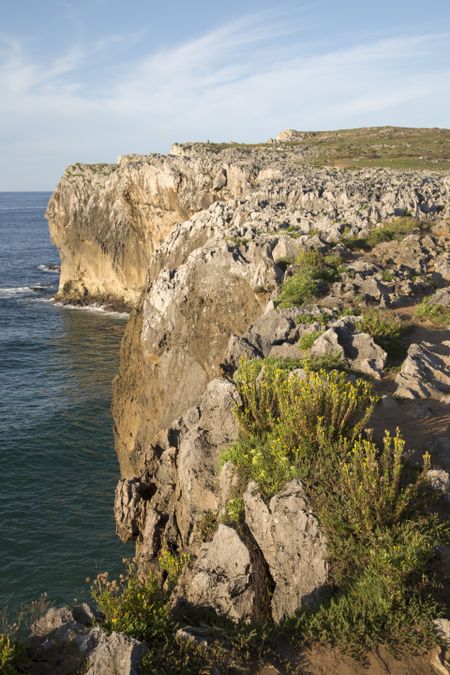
(355, 308), (406, 359)
(91, 562), (173, 643)
(365, 217), (424, 247)
(301, 353), (347, 371)
(0, 634), (20, 675)
(224, 357), (449, 654)
(276, 249), (341, 308)
(296, 520), (444, 654)
(223, 363), (377, 496)
(416, 298), (450, 326)
(298, 329), (323, 350)
(334, 434), (430, 541)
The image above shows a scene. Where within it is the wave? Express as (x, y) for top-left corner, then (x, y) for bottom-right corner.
(38, 264), (60, 274)
(0, 284), (56, 299)
(0, 286), (35, 298)
(53, 301), (129, 318)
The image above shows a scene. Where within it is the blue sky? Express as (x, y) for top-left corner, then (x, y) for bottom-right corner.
(1, 0), (450, 190)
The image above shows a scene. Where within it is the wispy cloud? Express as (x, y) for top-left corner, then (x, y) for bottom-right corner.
(0, 9), (449, 188)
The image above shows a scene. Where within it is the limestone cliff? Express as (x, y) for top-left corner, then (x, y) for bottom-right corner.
(48, 133), (450, 625)
(45, 152), (253, 307)
(46, 138), (450, 308)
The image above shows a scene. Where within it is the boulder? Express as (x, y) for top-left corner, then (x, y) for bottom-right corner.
(426, 469), (450, 503)
(310, 320), (387, 378)
(30, 606), (147, 675)
(243, 480), (328, 622)
(181, 524), (255, 623)
(395, 342), (450, 400)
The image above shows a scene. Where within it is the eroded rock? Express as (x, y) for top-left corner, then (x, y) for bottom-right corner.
(395, 342), (450, 400)
(243, 480), (328, 622)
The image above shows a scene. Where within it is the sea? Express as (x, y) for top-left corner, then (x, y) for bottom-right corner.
(0, 192), (131, 616)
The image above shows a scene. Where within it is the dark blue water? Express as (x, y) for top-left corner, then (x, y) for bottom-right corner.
(0, 192), (130, 614)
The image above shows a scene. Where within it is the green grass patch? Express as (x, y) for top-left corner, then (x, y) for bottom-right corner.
(276, 250), (341, 308)
(298, 329), (324, 350)
(416, 297), (450, 326)
(355, 308), (407, 360)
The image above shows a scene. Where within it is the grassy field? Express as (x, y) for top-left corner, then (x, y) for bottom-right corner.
(304, 126), (450, 170)
(185, 126), (450, 171)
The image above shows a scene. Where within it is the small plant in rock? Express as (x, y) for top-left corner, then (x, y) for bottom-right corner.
(298, 329), (323, 350)
(381, 269), (395, 282)
(365, 217), (426, 248)
(276, 249), (341, 308)
(301, 353), (347, 371)
(355, 308), (406, 358)
(198, 510), (219, 542)
(416, 297), (450, 326)
(224, 497), (245, 524)
(0, 634), (21, 674)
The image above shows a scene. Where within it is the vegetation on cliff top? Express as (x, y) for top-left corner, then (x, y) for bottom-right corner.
(222, 360), (449, 655)
(85, 360), (450, 671)
(182, 126), (450, 171)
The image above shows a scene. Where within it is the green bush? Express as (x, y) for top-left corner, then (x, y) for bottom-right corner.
(355, 308), (406, 358)
(365, 217), (424, 247)
(296, 520), (444, 654)
(224, 357), (449, 654)
(416, 297), (450, 326)
(223, 362), (376, 496)
(298, 329), (323, 350)
(301, 353), (347, 372)
(276, 249), (341, 308)
(0, 634), (20, 675)
(91, 562), (173, 643)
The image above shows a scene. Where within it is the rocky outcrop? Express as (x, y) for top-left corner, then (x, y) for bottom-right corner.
(29, 605), (147, 675)
(46, 141), (450, 307)
(243, 480), (328, 622)
(395, 342), (450, 400)
(179, 524), (256, 623)
(310, 318), (387, 378)
(45, 132), (450, 632)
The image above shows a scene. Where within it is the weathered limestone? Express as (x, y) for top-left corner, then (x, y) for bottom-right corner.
(179, 524), (256, 623)
(46, 142), (450, 308)
(30, 605), (147, 675)
(395, 342), (450, 400)
(243, 480), (328, 622)
(310, 319), (387, 378)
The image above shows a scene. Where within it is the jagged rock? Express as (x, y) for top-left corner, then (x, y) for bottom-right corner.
(426, 469), (450, 503)
(30, 606), (147, 675)
(114, 378), (241, 562)
(243, 480), (328, 622)
(428, 287), (450, 307)
(175, 379), (240, 544)
(47, 141), (450, 308)
(224, 334), (262, 368)
(310, 320), (387, 378)
(114, 477), (149, 542)
(180, 524), (255, 623)
(395, 342), (450, 400)
(430, 436), (450, 471)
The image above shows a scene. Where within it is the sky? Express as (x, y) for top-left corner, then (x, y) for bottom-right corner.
(1, 0), (450, 190)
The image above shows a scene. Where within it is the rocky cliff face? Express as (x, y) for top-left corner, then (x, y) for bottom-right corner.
(49, 136), (450, 624)
(46, 141), (450, 308)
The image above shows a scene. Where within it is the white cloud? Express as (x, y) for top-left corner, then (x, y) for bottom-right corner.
(0, 11), (449, 188)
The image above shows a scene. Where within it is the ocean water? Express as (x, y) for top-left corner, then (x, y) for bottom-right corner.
(0, 192), (131, 615)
